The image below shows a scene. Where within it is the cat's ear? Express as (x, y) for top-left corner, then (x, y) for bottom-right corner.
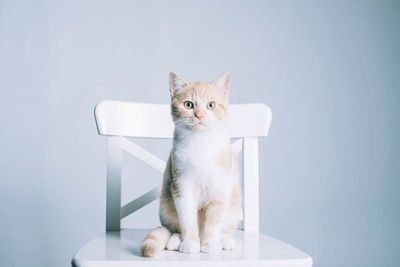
(213, 72), (231, 96)
(169, 72), (189, 96)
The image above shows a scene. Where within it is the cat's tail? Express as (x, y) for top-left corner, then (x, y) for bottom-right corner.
(140, 226), (172, 257)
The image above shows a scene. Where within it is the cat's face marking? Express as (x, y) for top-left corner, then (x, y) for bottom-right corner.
(169, 72), (230, 131)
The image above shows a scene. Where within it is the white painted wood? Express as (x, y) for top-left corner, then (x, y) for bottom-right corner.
(121, 137), (166, 173)
(119, 138), (165, 219)
(73, 100), (313, 266)
(95, 101), (173, 138)
(243, 137), (259, 232)
(106, 136), (123, 231)
(119, 138), (247, 220)
(120, 185), (162, 219)
(72, 229), (313, 267)
(95, 100), (272, 138)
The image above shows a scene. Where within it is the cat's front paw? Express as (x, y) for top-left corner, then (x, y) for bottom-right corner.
(179, 239), (200, 254)
(166, 233), (181, 251)
(222, 235), (236, 250)
(201, 238), (222, 254)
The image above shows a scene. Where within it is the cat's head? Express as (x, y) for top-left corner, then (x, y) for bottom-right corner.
(169, 72), (231, 131)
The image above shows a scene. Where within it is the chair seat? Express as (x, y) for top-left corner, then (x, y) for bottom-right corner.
(72, 229), (312, 267)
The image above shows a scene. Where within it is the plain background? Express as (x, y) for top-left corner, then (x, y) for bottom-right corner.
(0, 0), (399, 266)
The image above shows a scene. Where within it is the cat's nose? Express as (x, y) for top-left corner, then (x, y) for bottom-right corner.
(195, 113), (205, 121)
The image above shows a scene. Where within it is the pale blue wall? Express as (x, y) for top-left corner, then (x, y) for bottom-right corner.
(0, 1), (399, 266)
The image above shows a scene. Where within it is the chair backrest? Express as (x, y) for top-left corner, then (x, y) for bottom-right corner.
(95, 100), (272, 232)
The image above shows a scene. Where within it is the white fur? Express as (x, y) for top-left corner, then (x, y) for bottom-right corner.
(166, 233), (181, 251)
(172, 122), (238, 253)
(179, 239), (200, 254)
(222, 234), (236, 250)
(201, 237), (222, 254)
(173, 124), (235, 204)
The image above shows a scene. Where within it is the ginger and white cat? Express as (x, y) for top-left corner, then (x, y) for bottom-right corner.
(140, 72), (241, 257)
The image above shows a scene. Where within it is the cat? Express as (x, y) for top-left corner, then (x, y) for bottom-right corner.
(140, 72), (241, 257)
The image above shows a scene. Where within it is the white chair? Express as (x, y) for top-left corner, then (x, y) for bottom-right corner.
(72, 100), (313, 267)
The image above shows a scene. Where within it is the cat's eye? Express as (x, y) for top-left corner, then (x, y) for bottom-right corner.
(207, 101), (216, 110)
(183, 101), (194, 109)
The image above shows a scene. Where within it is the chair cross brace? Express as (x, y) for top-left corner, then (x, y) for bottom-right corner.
(106, 136), (244, 231)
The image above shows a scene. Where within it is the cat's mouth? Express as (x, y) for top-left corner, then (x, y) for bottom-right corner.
(175, 118), (211, 131)
(188, 120), (209, 131)
(193, 123), (208, 130)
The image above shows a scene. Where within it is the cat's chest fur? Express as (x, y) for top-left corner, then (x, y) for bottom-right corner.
(172, 126), (232, 187)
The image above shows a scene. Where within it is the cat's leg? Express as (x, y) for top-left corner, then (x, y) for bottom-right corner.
(200, 194), (228, 253)
(173, 180), (200, 254)
(221, 185), (241, 250)
(161, 197), (181, 251)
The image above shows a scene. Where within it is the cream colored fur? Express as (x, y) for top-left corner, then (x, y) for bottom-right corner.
(140, 72), (241, 257)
